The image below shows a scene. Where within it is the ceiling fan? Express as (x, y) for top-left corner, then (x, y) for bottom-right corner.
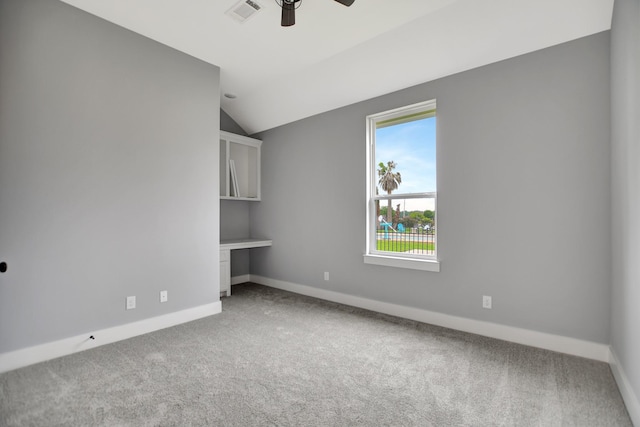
(276, 0), (355, 27)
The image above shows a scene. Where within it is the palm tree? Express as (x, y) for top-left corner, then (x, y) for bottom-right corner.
(378, 161), (402, 225)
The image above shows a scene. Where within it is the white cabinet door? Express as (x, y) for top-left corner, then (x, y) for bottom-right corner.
(219, 249), (231, 296)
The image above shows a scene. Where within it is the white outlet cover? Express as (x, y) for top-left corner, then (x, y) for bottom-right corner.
(482, 295), (492, 309)
(126, 296), (136, 310)
(160, 290), (168, 303)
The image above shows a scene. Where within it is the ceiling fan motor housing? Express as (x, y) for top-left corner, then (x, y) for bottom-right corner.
(280, 0), (353, 27)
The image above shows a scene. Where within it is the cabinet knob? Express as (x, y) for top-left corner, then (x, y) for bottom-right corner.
(0, 262), (6, 273)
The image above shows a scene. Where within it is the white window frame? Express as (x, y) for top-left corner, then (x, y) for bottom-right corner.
(364, 99), (439, 272)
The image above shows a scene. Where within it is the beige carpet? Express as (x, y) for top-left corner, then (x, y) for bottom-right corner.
(0, 283), (632, 426)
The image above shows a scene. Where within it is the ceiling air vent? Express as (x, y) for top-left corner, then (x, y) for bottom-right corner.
(226, 0), (263, 23)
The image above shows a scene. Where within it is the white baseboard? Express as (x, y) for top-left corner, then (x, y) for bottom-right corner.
(609, 348), (640, 425)
(231, 274), (251, 286)
(250, 274), (610, 362)
(0, 301), (221, 374)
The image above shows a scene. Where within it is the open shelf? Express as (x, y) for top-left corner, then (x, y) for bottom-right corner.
(220, 131), (261, 201)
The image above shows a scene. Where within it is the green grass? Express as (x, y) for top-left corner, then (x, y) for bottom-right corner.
(376, 240), (435, 252)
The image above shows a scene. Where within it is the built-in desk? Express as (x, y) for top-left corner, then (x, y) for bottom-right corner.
(220, 238), (272, 296)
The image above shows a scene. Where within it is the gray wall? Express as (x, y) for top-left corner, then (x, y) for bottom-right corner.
(220, 110), (251, 277)
(220, 200), (251, 277)
(221, 110), (248, 137)
(0, 0), (220, 353)
(611, 0), (640, 408)
(252, 32), (612, 344)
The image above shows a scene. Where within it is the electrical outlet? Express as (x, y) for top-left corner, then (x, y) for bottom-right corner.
(160, 290), (168, 303)
(324, 271), (329, 281)
(482, 295), (492, 309)
(126, 296), (136, 310)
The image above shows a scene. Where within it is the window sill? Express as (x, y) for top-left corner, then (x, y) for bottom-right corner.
(363, 254), (440, 272)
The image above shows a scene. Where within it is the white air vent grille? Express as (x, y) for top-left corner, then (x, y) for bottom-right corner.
(226, 0), (262, 23)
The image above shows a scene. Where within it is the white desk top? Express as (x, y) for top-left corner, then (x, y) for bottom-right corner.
(220, 238), (273, 251)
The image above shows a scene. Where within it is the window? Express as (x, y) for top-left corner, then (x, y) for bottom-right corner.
(364, 99), (439, 272)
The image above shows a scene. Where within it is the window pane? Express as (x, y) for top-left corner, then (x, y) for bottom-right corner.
(375, 116), (436, 195)
(375, 197), (436, 256)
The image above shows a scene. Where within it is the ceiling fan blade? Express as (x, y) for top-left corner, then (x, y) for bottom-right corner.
(334, 0), (354, 6)
(281, 1), (295, 26)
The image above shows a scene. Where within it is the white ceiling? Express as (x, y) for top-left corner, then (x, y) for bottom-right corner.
(60, 0), (613, 134)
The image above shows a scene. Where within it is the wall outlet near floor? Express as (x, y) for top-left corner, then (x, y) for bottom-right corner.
(160, 290), (168, 303)
(126, 296), (136, 310)
(324, 271), (330, 281)
(482, 295), (492, 309)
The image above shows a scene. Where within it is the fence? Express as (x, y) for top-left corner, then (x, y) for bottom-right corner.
(376, 225), (435, 255)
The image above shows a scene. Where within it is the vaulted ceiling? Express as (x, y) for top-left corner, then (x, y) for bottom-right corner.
(60, 0), (613, 134)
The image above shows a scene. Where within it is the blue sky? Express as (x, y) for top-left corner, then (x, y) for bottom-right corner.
(375, 116), (436, 196)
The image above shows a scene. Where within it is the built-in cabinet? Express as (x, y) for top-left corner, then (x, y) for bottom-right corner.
(219, 248), (231, 297)
(219, 131), (261, 201)
(219, 131), (270, 297)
